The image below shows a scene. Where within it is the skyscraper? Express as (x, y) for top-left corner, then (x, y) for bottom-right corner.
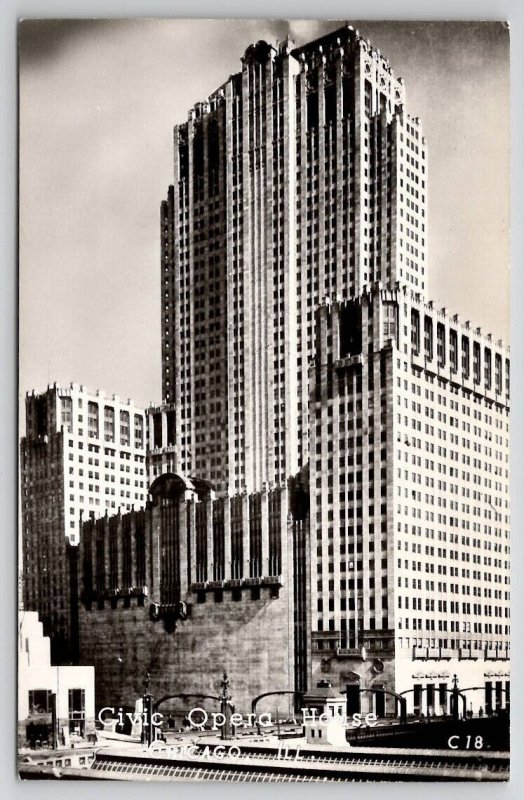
(155, 23), (509, 712)
(159, 25), (426, 496)
(20, 383), (147, 661)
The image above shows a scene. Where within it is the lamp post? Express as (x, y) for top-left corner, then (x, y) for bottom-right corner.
(142, 671), (154, 746)
(451, 674), (459, 721)
(220, 672), (232, 741)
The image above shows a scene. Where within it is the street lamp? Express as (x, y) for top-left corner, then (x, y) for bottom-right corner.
(219, 672), (233, 741)
(141, 671), (154, 746)
(451, 674), (459, 721)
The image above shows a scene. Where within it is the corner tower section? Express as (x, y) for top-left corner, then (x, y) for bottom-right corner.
(310, 285), (509, 716)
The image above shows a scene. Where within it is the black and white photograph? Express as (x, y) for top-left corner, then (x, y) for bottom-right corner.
(17, 17), (510, 782)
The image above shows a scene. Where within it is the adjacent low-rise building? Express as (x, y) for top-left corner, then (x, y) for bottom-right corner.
(18, 611), (95, 748)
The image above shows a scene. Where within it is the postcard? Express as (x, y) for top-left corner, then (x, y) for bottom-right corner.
(18, 18), (510, 782)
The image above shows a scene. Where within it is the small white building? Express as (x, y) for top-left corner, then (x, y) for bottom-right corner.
(18, 611), (95, 747)
(303, 685), (348, 747)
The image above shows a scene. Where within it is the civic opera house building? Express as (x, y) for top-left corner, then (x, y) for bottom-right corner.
(77, 25), (510, 717)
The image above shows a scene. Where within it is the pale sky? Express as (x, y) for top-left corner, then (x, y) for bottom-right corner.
(19, 19), (510, 412)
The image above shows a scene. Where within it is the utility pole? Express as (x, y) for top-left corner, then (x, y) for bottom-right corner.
(51, 692), (58, 750)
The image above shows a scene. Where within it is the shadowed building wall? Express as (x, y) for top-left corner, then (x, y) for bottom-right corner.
(76, 475), (310, 714)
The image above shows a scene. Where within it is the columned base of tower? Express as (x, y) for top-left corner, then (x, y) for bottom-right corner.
(310, 636), (396, 718)
(394, 648), (510, 719)
(310, 643), (510, 720)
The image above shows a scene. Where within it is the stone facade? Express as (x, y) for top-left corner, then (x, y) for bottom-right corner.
(76, 475), (310, 714)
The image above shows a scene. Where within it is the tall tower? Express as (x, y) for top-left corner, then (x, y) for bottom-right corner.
(20, 383), (147, 661)
(160, 25), (427, 495)
(156, 23), (510, 711)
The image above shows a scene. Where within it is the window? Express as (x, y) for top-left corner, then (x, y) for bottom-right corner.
(383, 303), (396, 338)
(87, 402), (99, 438)
(424, 316), (433, 360)
(133, 415), (144, 447)
(60, 397), (72, 431)
(120, 410), (130, 446)
(484, 348), (492, 389)
(411, 309), (420, 354)
(436, 323), (445, 367)
(461, 336), (470, 378)
(28, 689), (52, 715)
(104, 407), (115, 443)
(495, 354), (502, 393)
(68, 688), (86, 736)
(449, 330), (458, 372)
(473, 342), (481, 383)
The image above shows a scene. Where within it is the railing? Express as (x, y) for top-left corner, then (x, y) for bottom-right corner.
(485, 645), (510, 661)
(413, 645), (510, 662)
(335, 647), (362, 658)
(334, 354), (363, 371)
(190, 576), (282, 594)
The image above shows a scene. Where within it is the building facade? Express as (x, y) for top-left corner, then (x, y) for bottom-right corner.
(310, 286), (510, 714)
(147, 403), (177, 480)
(160, 25), (426, 495)
(155, 24), (509, 714)
(20, 383), (147, 661)
(23, 25), (509, 721)
(76, 475), (310, 714)
(18, 611), (95, 748)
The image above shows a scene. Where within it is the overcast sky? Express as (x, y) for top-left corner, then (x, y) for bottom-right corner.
(19, 19), (509, 411)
